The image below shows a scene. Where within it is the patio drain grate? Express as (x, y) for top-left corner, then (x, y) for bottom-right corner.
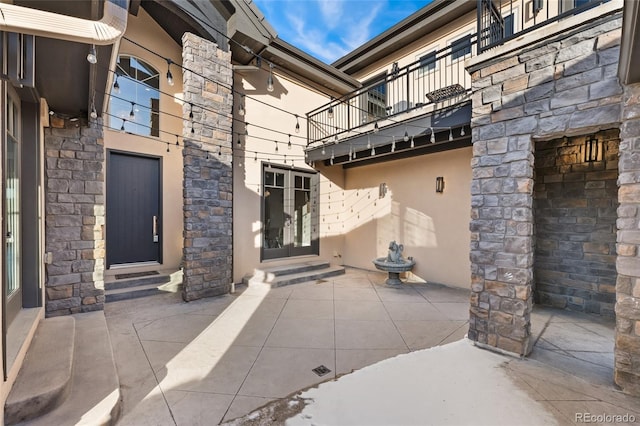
(312, 365), (332, 376)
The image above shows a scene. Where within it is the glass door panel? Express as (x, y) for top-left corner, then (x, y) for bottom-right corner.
(5, 87), (21, 325)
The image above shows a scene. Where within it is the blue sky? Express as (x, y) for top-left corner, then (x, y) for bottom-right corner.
(253, 0), (433, 64)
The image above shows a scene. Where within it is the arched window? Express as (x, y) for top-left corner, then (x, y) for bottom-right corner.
(111, 56), (160, 137)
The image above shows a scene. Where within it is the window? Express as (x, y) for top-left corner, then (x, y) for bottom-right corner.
(361, 73), (387, 121)
(450, 35), (472, 61)
(419, 51), (437, 74)
(504, 13), (515, 38)
(110, 56), (160, 137)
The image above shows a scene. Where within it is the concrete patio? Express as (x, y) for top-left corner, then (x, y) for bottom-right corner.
(104, 267), (637, 425)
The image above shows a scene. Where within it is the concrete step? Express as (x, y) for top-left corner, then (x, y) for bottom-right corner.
(25, 312), (121, 426)
(104, 272), (171, 291)
(5, 317), (75, 425)
(243, 260), (332, 285)
(105, 270), (182, 303)
(248, 265), (346, 288)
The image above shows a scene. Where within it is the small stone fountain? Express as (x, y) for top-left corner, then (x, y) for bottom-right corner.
(372, 241), (416, 286)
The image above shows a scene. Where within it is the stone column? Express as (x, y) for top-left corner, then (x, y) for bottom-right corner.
(468, 90), (536, 355)
(44, 117), (105, 316)
(616, 84), (640, 396)
(181, 33), (233, 301)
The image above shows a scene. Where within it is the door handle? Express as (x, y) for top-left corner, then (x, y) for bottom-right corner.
(152, 216), (159, 243)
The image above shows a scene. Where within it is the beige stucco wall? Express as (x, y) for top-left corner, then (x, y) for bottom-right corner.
(342, 147), (472, 289)
(103, 8), (184, 275)
(233, 68), (345, 281)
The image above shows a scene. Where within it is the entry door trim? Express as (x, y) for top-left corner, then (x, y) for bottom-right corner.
(106, 150), (163, 268)
(260, 163), (319, 261)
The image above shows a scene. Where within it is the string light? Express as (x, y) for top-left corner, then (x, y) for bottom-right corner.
(367, 134), (371, 149)
(391, 136), (396, 153)
(87, 44), (97, 64)
(166, 59), (174, 86)
(371, 145), (376, 156)
(374, 121), (379, 133)
(295, 115), (300, 133)
(254, 152), (258, 162)
(430, 127), (435, 143)
(218, 145), (222, 156)
(322, 143), (326, 155)
(120, 119), (126, 132)
(267, 63), (274, 92)
(189, 103), (194, 119)
(275, 140), (279, 152)
(403, 127), (409, 142)
(288, 134), (292, 150)
(113, 76), (120, 94)
(330, 148), (334, 165)
(449, 128), (453, 141)
(460, 126), (465, 136)
(166, 143), (170, 153)
(90, 94), (97, 120)
(328, 98), (334, 120)
(175, 135), (180, 146)
(206, 151), (210, 160)
(410, 135), (415, 148)
(129, 102), (135, 120)
(238, 95), (245, 116)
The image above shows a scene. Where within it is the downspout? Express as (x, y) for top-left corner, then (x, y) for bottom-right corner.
(0, 0), (129, 116)
(0, 0), (128, 45)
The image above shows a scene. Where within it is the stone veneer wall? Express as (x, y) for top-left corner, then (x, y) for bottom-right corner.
(468, 14), (622, 356)
(616, 84), (640, 395)
(44, 118), (105, 316)
(180, 33), (233, 301)
(534, 131), (618, 317)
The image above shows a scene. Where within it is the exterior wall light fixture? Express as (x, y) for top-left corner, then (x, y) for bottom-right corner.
(436, 176), (445, 193)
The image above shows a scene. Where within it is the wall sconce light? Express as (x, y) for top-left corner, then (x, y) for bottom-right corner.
(379, 182), (387, 198)
(582, 135), (601, 162)
(436, 176), (445, 193)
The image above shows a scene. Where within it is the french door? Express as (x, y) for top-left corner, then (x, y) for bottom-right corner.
(262, 165), (318, 260)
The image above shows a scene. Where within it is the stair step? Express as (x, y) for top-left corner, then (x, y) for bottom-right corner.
(247, 260), (331, 283)
(104, 273), (171, 291)
(249, 265), (346, 288)
(105, 281), (182, 303)
(5, 317), (75, 425)
(24, 312), (120, 426)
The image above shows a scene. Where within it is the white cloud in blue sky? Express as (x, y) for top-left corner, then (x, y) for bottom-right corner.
(253, 0), (433, 64)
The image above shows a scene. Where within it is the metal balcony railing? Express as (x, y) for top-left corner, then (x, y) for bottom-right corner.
(478, 0), (609, 53)
(306, 36), (476, 147)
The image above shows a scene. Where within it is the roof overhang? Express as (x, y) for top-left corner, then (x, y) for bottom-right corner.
(332, 0), (475, 75)
(619, 0), (640, 84)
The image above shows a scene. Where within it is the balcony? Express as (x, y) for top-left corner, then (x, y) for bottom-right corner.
(478, 0), (610, 53)
(305, 37), (475, 167)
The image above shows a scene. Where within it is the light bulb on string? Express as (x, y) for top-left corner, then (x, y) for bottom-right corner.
(288, 134), (292, 150)
(295, 115), (300, 133)
(275, 140), (278, 152)
(403, 128), (409, 142)
(267, 63), (274, 92)
(189, 103), (194, 119)
(120, 119), (126, 133)
(90, 106), (97, 120)
(238, 96), (245, 116)
(86, 44), (97, 64)
(371, 146), (376, 156)
(218, 146), (222, 156)
(391, 136), (396, 153)
(254, 152), (258, 162)
(374, 121), (379, 133)
(460, 126), (465, 137)
(206, 151), (210, 160)
(449, 128), (453, 141)
(166, 59), (174, 86)
(129, 102), (135, 120)
(113, 76), (120, 94)
(175, 135), (180, 146)
(410, 135), (415, 148)
(367, 134), (371, 149)
(321, 143), (325, 155)
(166, 143), (170, 153)
(430, 127), (435, 143)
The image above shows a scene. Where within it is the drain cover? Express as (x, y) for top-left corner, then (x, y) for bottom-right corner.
(312, 365), (332, 376)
